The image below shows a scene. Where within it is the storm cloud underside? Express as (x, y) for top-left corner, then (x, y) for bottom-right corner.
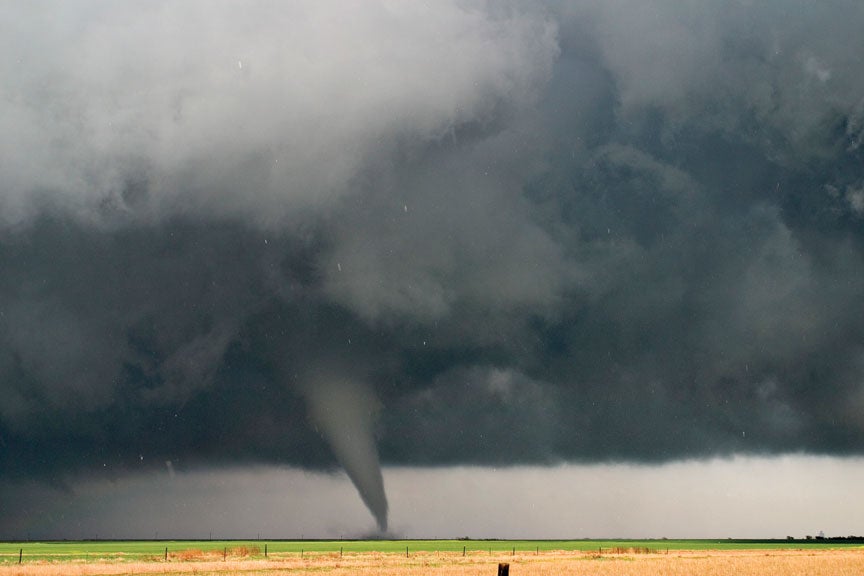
(2, 0), (864, 533)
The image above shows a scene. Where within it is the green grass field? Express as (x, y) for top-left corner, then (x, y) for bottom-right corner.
(1, 538), (862, 564)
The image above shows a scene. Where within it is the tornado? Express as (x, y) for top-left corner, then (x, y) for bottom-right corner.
(301, 378), (389, 533)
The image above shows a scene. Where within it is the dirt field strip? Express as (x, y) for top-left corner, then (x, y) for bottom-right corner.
(1, 548), (862, 576)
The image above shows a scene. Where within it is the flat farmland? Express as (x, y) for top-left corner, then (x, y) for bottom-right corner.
(1, 541), (863, 576)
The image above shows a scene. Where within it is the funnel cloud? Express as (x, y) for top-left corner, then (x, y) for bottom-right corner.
(3, 0), (864, 536)
(300, 377), (388, 532)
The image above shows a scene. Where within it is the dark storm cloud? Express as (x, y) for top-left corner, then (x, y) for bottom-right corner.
(3, 0), (864, 531)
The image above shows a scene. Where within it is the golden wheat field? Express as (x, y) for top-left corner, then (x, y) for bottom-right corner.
(1, 548), (863, 576)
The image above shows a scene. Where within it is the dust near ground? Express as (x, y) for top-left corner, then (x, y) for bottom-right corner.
(2, 548), (863, 576)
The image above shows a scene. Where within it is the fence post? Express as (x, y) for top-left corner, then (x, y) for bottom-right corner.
(164, 547), (168, 561)
(265, 544), (268, 558)
(406, 546), (409, 558)
(498, 562), (510, 576)
(19, 549), (22, 564)
(463, 545), (466, 557)
(340, 546), (343, 558)
(223, 547), (227, 561)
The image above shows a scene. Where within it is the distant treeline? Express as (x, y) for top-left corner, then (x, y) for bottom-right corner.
(795, 536), (864, 543)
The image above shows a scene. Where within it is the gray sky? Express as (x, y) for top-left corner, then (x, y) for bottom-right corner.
(4, 458), (863, 539)
(2, 0), (864, 537)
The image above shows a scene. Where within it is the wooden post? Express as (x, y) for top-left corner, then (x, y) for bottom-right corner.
(498, 562), (510, 576)
(164, 547), (168, 561)
(512, 546), (515, 556)
(18, 549), (22, 564)
(406, 546), (409, 558)
(265, 544), (268, 557)
(463, 545), (466, 557)
(340, 546), (343, 558)
(223, 547), (227, 561)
